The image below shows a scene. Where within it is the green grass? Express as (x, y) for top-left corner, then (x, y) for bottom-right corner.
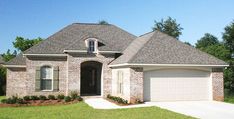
(0, 102), (194, 119)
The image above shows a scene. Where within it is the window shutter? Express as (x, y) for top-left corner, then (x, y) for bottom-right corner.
(35, 67), (41, 91)
(53, 66), (59, 91)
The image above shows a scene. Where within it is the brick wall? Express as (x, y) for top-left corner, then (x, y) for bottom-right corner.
(212, 68), (224, 101)
(6, 68), (27, 97)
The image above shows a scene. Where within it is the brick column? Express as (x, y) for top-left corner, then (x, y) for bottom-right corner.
(130, 67), (143, 103)
(212, 68), (224, 101)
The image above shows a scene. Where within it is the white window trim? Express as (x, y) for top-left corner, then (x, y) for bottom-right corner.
(117, 70), (124, 95)
(85, 38), (98, 53)
(41, 66), (53, 91)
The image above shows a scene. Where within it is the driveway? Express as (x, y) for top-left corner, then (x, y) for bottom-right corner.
(146, 101), (234, 119)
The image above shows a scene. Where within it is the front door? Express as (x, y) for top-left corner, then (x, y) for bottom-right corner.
(80, 61), (102, 96)
(81, 67), (97, 95)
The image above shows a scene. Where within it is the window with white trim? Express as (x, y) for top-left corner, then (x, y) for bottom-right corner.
(88, 40), (95, 53)
(41, 66), (53, 90)
(117, 70), (124, 94)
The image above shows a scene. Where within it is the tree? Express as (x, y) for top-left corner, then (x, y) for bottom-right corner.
(184, 41), (193, 46)
(202, 44), (230, 61)
(13, 37), (43, 52)
(223, 20), (234, 53)
(98, 20), (109, 25)
(152, 17), (183, 39)
(2, 49), (17, 62)
(222, 20), (234, 93)
(195, 33), (219, 49)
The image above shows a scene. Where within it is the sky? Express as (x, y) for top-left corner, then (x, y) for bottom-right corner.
(0, 0), (234, 54)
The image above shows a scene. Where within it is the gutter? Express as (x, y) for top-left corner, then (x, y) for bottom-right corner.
(108, 63), (229, 67)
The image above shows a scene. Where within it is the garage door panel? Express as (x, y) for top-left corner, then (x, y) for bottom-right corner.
(144, 69), (211, 101)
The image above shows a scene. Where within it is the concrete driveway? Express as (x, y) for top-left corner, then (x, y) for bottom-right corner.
(146, 101), (234, 119)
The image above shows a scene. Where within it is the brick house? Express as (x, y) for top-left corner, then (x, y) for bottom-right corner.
(4, 23), (228, 103)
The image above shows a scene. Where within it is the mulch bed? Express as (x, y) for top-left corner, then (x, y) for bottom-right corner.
(0, 100), (81, 107)
(105, 98), (132, 106)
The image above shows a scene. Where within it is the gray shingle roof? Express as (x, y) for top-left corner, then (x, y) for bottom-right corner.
(4, 53), (26, 65)
(111, 31), (227, 65)
(24, 23), (137, 54)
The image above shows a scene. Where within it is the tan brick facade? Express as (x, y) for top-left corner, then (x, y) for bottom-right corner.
(212, 68), (224, 101)
(67, 53), (114, 96)
(6, 68), (27, 97)
(6, 55), (225, 103)
(6, 54), (114, 97)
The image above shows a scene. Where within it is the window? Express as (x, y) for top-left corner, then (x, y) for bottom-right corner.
(88, 40), (95, 52)
(41, 66), (53, 90)
(117, 71), (124, 94)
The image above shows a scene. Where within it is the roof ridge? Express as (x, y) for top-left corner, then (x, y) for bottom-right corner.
(72, 22), (111, 25)
(138, 31), (155, 37)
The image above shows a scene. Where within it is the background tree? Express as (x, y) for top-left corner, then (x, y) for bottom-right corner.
(152, 17), (183, 39)
(13, 37), (43, 52)
(222, 20), (234, 93)
(223, 20), (234, 53)
(195, 33), (219, 49)
(98, 20), (109, 25)
(202, 44), (230, 61)
(0, 67), (6, 95)
(184, 41), (193, 46)
(2, 49), (17, 62)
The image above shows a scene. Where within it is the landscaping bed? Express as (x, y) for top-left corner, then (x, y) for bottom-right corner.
(0, 92), (83, 107)
(106, 94), (143, 106)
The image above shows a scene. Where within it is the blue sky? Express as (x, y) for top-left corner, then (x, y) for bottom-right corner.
(0, 0), (234, 54)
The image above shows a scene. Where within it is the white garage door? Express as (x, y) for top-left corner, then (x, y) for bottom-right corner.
(143, 69), (211, 101)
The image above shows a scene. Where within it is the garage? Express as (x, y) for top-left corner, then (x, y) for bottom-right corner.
(143, 68), (212, 101)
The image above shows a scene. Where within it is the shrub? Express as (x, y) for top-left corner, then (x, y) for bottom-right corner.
(76, 96), (83, 101)
(6, 98), (17, 104)
(70, 91), (78, 100)
(39, 95), (47, 100)
(1, 99), (7, 104)
(107, 94), (128, 104)
(30, 96), (39, 100)
(16, 98), (25, 104)
(23, 96), (31, 101)
(48, 95), (56, 100)
(57, 94), (65, 100)
(64, 96), (71, 102)
(135, 99), (143, 104)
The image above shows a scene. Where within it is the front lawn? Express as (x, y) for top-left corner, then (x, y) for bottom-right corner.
(0, 102), (194, 119)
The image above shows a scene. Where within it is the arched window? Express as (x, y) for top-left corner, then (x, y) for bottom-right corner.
(41, 66), (53, 90)
(88, 40), (96, 53)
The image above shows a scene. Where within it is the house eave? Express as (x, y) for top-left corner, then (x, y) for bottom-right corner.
(23, 54), (67, 57)
(3, 65), (26, 68)
(108, 63), (229, 68)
